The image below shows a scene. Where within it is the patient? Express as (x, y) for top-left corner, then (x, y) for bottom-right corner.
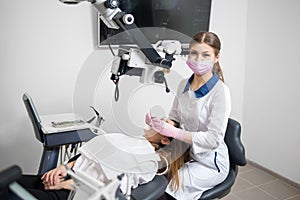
(17, 121), (190, 200)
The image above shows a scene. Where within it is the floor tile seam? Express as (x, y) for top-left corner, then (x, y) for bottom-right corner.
(230, 185), (257, 194)
(237, 175), (255, 186)
(247, 160), (300, 189)
(230, 192), (241, 200)
(275, 179), (300, 192)
(238, 175), (279, 187)
(238, 168), (255, 174)
(257, 178), (300, 195)
(256, 186), (281, 200)
(241, 164), (277, 177)
(256, 180), (300, 200)
(284, 194), (300, 200)
(240, 169), (300, 192)
(257, 179), (280, 187)
(232, 185), (279, 199)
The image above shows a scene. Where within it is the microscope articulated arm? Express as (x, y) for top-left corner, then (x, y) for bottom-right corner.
(59, 0), (182, 100)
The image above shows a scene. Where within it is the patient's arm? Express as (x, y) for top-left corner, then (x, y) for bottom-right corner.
(41, 160), (76, 189)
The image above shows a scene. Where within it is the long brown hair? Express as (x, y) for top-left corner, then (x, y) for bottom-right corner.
(190, 32), (224, 82)
(158, 139), (190, 191)
(167, 140), (190, 191)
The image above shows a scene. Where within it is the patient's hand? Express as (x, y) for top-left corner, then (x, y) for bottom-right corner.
(44, 179), (74, 190)
(41, 165), (67, 187)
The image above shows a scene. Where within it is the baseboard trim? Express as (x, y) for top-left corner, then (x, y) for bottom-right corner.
(247, 160), (300, 189)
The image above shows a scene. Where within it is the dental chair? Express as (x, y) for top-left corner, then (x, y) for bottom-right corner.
(200, 118), (247, 200)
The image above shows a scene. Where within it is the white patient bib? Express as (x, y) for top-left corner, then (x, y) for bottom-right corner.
(73, 133), (160, 193)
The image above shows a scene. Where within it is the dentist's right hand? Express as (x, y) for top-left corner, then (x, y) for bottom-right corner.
(150, 116), (192, 144)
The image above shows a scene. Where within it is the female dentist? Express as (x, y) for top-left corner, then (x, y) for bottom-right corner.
(147, 32), (231, 199)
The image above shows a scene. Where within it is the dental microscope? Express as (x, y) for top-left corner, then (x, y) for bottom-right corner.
(59, 0), (182, 100)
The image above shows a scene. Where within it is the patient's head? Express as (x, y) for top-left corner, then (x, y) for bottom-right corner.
(144, 119), (175, 150)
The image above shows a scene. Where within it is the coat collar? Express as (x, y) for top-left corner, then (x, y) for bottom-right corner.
(183, 73), (219, 98)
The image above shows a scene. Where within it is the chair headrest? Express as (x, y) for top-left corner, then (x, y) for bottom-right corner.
(22, 93), (44, 143)
(224, 118), (247, 166)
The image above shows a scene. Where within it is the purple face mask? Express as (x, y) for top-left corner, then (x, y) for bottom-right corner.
(186, 59), (214, 75)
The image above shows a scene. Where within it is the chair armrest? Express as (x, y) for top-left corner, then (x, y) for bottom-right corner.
(0, 165), (22, 189)
(131, 175), (168, 200)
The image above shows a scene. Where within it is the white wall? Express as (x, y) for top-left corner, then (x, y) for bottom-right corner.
(0, 0), (95, 173)
(210, 0), (248, 122)
(243, 0), (300, 184)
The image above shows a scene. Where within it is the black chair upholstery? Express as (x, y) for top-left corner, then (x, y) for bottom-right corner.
(0, 165), (40, 199)
(130, 175), (168, 200)
(200, 118), (247, 200)
(0, 165), (22, 199)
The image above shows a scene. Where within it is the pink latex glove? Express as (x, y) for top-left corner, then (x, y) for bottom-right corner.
(151, 117), (184, 140)
(145, 112), (152, 126)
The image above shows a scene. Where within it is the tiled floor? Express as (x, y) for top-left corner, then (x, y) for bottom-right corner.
(222, 163), (300, 200)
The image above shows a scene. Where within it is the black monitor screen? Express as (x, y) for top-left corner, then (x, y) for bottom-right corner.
(99, 0), (212, 45)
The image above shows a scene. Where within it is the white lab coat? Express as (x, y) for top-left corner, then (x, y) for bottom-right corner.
(166, 75), (231, 200)
(72, 133), (160, 193)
